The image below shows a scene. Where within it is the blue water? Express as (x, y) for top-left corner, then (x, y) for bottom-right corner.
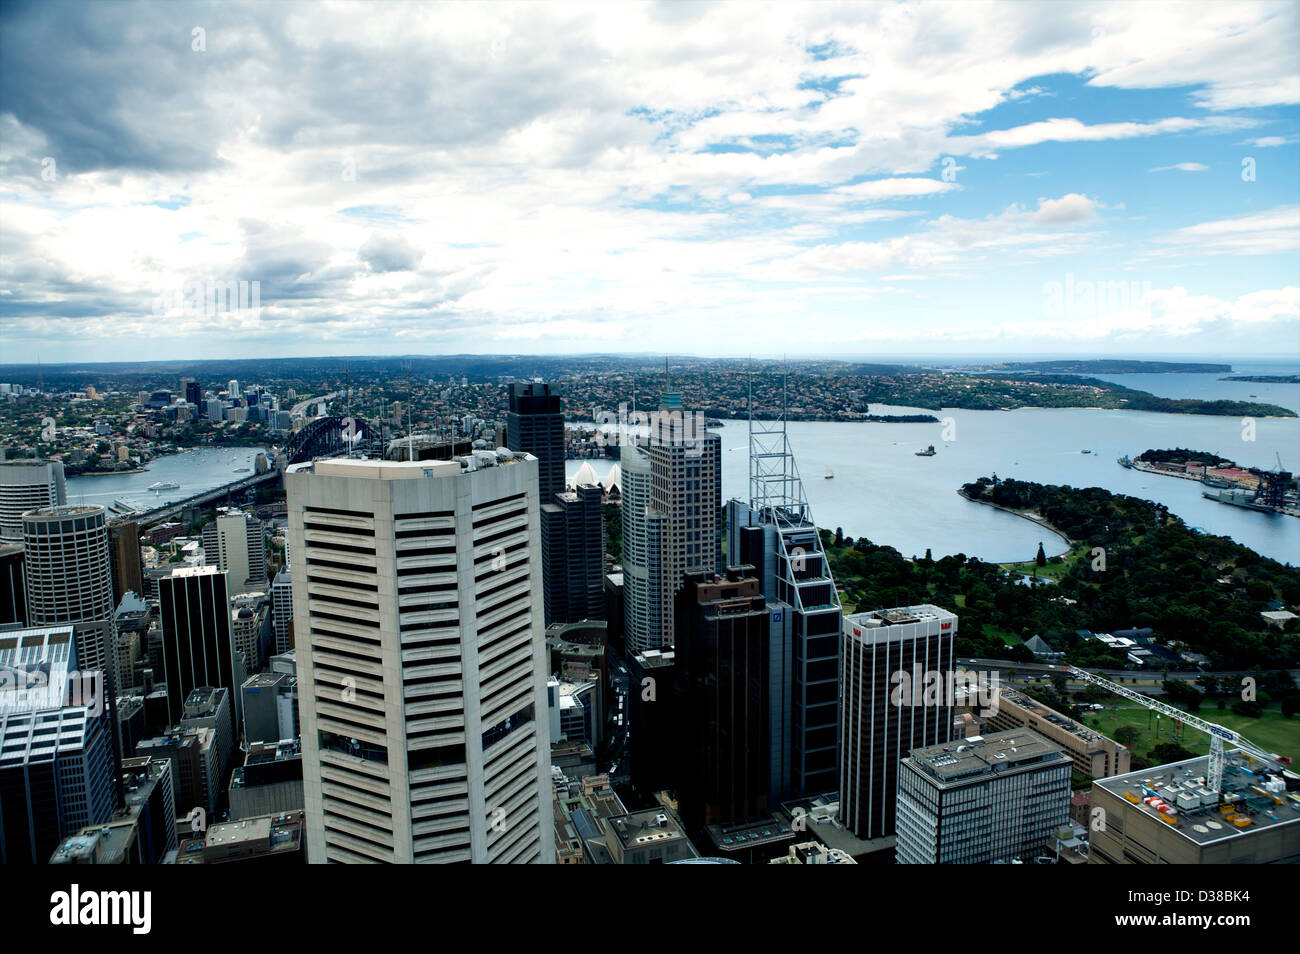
(67, 446), (269, 511)
(570, 399), (1300, 565)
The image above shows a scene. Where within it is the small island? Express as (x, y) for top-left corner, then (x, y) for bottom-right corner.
(1220, 374), (1300, 384)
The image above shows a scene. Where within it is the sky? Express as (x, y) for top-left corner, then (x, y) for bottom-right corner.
(1, 0), (1298, 364)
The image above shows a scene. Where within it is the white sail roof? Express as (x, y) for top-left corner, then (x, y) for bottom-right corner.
(570, 461), (600, 488)
(603, 463), (622, 493)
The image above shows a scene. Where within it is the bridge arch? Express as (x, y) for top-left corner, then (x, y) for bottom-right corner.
(284, 416), (381, 465)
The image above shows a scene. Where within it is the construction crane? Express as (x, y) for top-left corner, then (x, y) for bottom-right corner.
(1065, 666), (1291, 797)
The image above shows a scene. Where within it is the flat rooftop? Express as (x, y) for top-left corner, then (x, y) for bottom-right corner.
(845, 603), (956, 630)
(907, 728), (1067, 785)
(1094, 752), (1300, 846)
(313, 451), (533, 481)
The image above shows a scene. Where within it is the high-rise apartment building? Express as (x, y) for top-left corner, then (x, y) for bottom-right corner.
(0, 459), (66, 542)
(620, 395), (720, 653)
(673, 567), (770, 834)
(505, 382), (603, 626)
(0, 626), (115, 864)
(839, 605), (957, 841)
(159, 565), (241, 729)
(895, 728), (1072, 864)
(287, 453), (554, 863)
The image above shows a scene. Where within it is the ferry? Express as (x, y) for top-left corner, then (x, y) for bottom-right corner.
(824, 468), (834, 479)
(148, 480), (180, 491)
(915, 445), (936, 457)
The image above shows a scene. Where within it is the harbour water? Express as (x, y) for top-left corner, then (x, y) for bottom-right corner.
(568, 404), (1299, 565)
(67, 446), (269, 512)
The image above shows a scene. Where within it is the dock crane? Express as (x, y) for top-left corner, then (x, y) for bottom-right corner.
(1065, 666), (1291, 797)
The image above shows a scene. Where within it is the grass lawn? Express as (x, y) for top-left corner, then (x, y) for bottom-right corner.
(1080, 704), (1298, 763)
(1000, 543), (1089, 581)
(982, 623), (1022, 646)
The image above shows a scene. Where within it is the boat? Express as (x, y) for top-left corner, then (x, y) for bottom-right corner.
(915, 445), (936, 457)
(1081, 449), (1092, 454)
(824, 468), (834, 479)
(234, 467), (251, 473)
(1202, 489), (1279, 514)
(1117, 455), (1133, 468)
(148, 480), (180, 491)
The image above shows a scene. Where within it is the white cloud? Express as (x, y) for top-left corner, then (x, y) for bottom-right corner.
(1149, 162), (1209, 172)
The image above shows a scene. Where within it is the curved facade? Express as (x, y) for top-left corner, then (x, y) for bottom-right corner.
(21, 505), (113, 626)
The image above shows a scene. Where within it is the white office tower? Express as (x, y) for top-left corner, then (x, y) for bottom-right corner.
(619, 393), (720, 653)
(0, 459), (67, 542)
(619, 442), (665, 656)
(228, 379), (240, 399)
(839, 605), (957, 841)
(271, 565), (294, 654)
(203, 510), (266, 590)
(287, 453), (554, 864)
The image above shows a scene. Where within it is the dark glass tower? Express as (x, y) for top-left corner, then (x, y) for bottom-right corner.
(674, 566), (770, 836)
(506, 382), (565, 498)
(507, 382), (604, 626)
(159, 566), (237, 732)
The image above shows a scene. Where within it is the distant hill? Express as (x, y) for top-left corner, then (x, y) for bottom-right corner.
(985, 359), (1231, 374)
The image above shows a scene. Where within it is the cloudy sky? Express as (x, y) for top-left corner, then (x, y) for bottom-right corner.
(1, 0), (1298, 363)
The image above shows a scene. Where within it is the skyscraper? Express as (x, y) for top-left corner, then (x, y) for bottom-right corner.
(673, 567), (770, 835)
(287, 453), (554, 864)
(0, 626), (114, 864)
(506, 382), (564, 497)
(839, 605), (957, 841)
(0, 543), (25, 626)
(540, 484), (604, 624)
(108, 518), (144, 604)
(271, 564), (293, 654)
(896, 729), (1071, 864)
(202, 510), (266, 590)
(726, 401), (842, 801)
(22, 504), (114, 626)
(506, 382), (603, 626)
(620, 394), (720, 653)
(0, 459), (66, 543)
(183, 379), (202, 407)
(159, 565), (240, 729)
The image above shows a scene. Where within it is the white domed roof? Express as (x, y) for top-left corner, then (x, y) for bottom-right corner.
(570, 461), (600, 488)
(603, 463), (622, 493)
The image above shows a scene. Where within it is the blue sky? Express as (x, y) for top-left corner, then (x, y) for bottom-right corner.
(0, 0), (1297, 362)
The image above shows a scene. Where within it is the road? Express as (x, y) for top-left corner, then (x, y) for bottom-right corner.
(290, 391), (340, 418)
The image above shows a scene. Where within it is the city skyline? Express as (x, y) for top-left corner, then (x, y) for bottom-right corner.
(1, 1), (1297, 363)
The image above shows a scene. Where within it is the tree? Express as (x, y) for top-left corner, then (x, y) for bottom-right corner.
(924, 548), (933, 561)
(1036, 542), (1047, 567)
(834, 527), (844, 547)
(1114, 725), (1141, 746)
(1150, 742), (1196, 764)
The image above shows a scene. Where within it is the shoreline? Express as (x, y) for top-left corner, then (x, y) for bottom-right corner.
(957, 488), (1075, 557)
